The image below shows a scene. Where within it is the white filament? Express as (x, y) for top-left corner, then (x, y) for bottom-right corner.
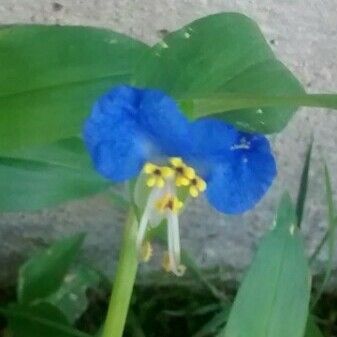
(136, 187), (163, 251)
(167, 212), (184, 276)
(136, 180), (185, 276)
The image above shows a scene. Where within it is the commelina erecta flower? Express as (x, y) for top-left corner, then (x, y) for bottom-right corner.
(83, 85), (276, 276)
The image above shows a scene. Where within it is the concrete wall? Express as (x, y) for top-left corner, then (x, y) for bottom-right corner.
(0, 0), (337, 285)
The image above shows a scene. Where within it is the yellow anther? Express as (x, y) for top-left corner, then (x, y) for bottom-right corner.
(161, 166), (174, 178)
(155, 193), (184, 213)
(144, 163), (157, 174)
(196, 178), (206, 191)
(143, 162), (174, 188)
(162, 252), (186, 276)
(169, 157), (197, 187)
(189, 176), (207, 198)
(189, 186), (199, 198)
(176, 176), (190, 187)
(140, 241), (153, 262)
(156, 177), (165, 188)
(146, 176), (157, 187)
(184, 167), (196, 179)
(162, 251), (171, 273)
(155, 193), (170, 212)
(173, 198), (184, 212)
(170, 157), (184, 167)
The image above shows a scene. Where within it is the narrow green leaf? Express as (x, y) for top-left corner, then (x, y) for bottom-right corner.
(0, 137), (109, 211)
(182, 252), (227, 302)
(312, 164), (337, 306)
(193, 306), (231, 337)
(134, 13), (304, 133)
(2, 303), (90, 337)
(304, 317), (324, 337)
(0, 25), (149, 151)
(18, 234), (85, 304)
(127, 310), (146, 337)
(296, 137), (313, 226)
(46, 265), (100, 323)
(218, 193), (311, 337)
(181, 93), (337, 133)
(324, 163), (336, 234)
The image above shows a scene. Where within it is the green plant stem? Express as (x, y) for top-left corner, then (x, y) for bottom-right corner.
(102, 210), (138, 337)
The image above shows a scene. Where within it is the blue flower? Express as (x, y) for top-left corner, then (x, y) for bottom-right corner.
(84, 85), (276, 275)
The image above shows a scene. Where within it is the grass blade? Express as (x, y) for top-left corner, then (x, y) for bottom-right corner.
(311, 164), (337, 307)
(296, 136), (313, 227)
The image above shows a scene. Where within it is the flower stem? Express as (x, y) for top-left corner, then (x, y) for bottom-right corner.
(102, 210), (138, 337)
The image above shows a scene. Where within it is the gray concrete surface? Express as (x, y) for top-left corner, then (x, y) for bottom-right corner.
(0, 0), (337, 286)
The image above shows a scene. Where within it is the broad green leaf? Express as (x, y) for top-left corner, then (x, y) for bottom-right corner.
(0, 137), (110, 211)
(219, 193), (311, 337)
(18, 234), (84, 304)
(134, 13), (304, 133)
(47, 265), (100, 323)
(312, 164), (337, 306)
(296, 137), (313, 226)
(0, 25), (149, 152)
(3, 303), (90, 337)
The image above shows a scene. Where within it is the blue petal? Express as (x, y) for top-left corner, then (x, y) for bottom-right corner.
(83, 86), (147, 181)
(188, 118), (276, 214)
(83, 85), (190, 181)
(136, 89), (191, 157)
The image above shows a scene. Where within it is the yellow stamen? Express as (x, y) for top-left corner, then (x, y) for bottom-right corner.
(143, 162), (174, 188)
(172, 198), (184, 212)
(169, 157), (197, 187)
(143, 163), (157, 174)
(140, 241), (153, 262)
(162, 252), (171, 273)
(176, 176), (190, 187)
(189, 186), (199, 198)
(184, 167), (196, 179)
(146, 176), (156, 187)
(161, 166), (174, 178)
(155, 193), (184, 213)
(162, 252), (186, 276)
(189, 176), (207, 197)
(170, 157), (184, 167)
(155, 177), (165, 188)
(196, 178), (206, 191)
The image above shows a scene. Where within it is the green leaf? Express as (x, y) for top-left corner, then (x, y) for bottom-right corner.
(134, 13), (304, 133)
(46, 265), (100, 323)
(218, 193), (311, 337)
(0, 137), (110, 211)
(182, 93), (337, 133)
(182, 252), (227, 302)
(311, 164), (337, 307)
(18, 234), (85, 304)
(304, 317), (324, 337)
(0, 25), (149, 152)
(296, 137), (313, 226)
(2, 303), (90, 337)
(193, 306), (231, 337)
